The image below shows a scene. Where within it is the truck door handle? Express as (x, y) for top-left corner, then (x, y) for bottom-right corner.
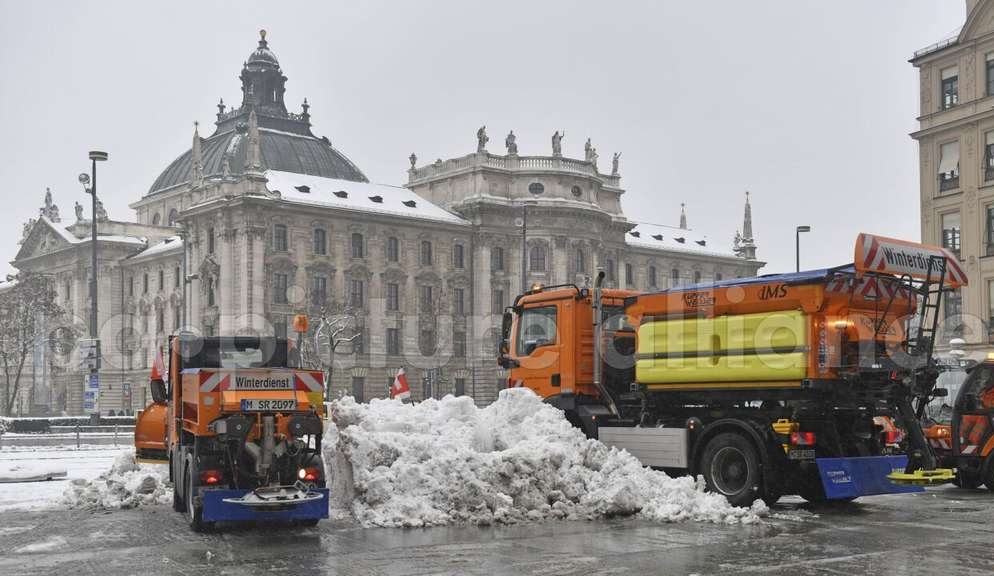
(551, 374), (561, 387)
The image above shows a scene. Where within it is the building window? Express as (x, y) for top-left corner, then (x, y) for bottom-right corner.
(419, 329), (437, 356)
(453, 330), (466, 358)
(454, 288), (465, 315)
(387, 237), (399, 262)
(694, 271), (702, 284)
(351, 377), (364, 403)
(313, 228), (327, 255)
(387, 327), (401, 355)
(575, 249), (586, 274)
(151, 213), (161, 226)
(648, 265), (657, 288)
(128, 276), (133, 297)
(419, 285), (434, 312)
(207, 277), (216, 306)
(349, 279), (364, 308)
(173, 306), (181, 331)
(985, 132), (994, 183)
(529, 246), (546, 272)
(168, 208), (179, 227)
(528, 182), (545, 195)
(671, 268), (680, 287)
(941, 212), (961, 259)
(352, 328), (365, 354)
(944, 288), (964, 338)
(157, 309), (164, 333)
(453, 244), (465, 269)
(205, 323), (215, 337)
(606, 259), (616, 282)
(492, 289), (504, 315)
(351, 232), (364, 259)
(158, 270), (164, 291)
(174, 267), (180, 288)
(941, 66), (958, 110)
(625, 263), (633, 286)
(454, 377), (466, 396)
(420, 241), (433, 266)
(716, 273), (723, 281)
(273, 272), (289, 304)
(274, 224), (288, 252)
(939, 140), (960, 191)
(143, 273), (149, 294)
(207, 227), (215, 255)
(310, 276), (327, 307)
(274, 315), (287, 339)
(491, 247), (504, 272)
(989, 280), (994, 343)
(386, 282), (400, 311)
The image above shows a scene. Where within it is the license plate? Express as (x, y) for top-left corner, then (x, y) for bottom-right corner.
(240, 398), (297, 412)
(788, 448), (816, 460)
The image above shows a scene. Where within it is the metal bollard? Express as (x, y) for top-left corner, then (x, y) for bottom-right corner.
(75, 422), (80, 450)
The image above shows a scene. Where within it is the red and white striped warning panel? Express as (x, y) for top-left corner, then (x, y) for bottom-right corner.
(854, 233), (967, 288)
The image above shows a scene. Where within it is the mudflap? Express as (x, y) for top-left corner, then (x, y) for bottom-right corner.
(816, 456), (924, 499)
(201, 488), (330, 523)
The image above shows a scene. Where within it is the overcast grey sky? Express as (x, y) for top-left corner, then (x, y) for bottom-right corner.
(0, 0), (966, 276)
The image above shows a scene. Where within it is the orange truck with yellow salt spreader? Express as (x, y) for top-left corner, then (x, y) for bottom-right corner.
(498, 234), (966, 505)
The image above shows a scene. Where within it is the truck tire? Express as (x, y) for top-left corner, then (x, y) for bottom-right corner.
(185, 455), (211, 532)
(982, 455), (994, 492)
(700, 433), (762, 507)
(171, 453), (184, 512)
(953, 472), (982, 489)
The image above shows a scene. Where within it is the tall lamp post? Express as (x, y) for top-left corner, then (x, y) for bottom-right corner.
(795, 225), (811, 272)
(78, 150), (108, 416)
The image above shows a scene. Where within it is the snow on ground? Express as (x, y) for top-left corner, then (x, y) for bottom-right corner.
(62, 450), (170, 511)
(0, 446), (126, 511)
(328, 388), (766, 528)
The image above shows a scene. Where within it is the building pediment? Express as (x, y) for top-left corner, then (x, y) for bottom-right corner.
(14, 218), (75, 262)
(961, 0), (994, 43)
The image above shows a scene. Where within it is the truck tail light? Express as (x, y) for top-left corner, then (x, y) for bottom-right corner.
(885, 430), (903, 445)
(298, 467), (321, 482)
(199, 469), (223, 485)
(790, 432), (816, 446)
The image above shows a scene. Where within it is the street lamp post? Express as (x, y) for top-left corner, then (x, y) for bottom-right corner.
(795, 225), (811, 272)
(79, 150), (107, 416)
(520, 203), (528, 292)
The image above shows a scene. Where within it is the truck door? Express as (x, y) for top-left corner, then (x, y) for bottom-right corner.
(953, 362), (994, 458)
(514, 304), (563, 397)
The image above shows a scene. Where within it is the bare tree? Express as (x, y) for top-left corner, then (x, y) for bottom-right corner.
(306, 304), (361, 400)
(0, 273), (64, 416)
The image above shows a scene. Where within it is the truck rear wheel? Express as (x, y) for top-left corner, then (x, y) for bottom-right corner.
(171, 453), (184, 512)
(700, 433), (762, 507)
(185, 456), (212, 532)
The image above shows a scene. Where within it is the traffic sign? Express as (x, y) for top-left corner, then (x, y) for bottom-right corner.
(87, 374), (100, 390)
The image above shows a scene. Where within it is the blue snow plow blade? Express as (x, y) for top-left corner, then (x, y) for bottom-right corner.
(202, 488), (329, 522)
(816, 456), (924, 499)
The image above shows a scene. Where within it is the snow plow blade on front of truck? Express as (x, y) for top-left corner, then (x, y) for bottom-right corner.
(202, 484), (330, 523)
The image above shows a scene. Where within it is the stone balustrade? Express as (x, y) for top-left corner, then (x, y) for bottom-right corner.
(408, 152), (620, 186)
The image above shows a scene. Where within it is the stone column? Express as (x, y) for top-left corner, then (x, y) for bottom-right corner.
(219, 225), (235, 333)
(251, 229), (266, 332)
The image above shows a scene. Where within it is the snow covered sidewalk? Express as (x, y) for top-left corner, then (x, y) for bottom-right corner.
(328, 388), (767, 528)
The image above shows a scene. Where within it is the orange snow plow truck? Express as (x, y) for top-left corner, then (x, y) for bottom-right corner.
(134, 333), (328, 530)
(498, 234), (966, 506)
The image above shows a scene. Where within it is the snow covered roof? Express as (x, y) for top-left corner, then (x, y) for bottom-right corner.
(128, 235), (182, 262)
(38, 217), (146, 247)
(265, 170), (469, 226)
(625, 221), (736, 259)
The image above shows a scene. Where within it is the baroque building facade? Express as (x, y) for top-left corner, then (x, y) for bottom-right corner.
(912, 0), (994, 352)
(9, 32), (763, 415)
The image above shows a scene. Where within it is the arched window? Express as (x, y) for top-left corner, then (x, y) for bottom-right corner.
(151, 213), (161, 226)
(351, 232), (364, 259)
(529, 245), (546, 271)
(167, 208), (179, 227)
(575, 248), (586, 273)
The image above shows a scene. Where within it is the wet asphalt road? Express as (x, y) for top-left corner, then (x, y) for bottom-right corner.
(1, 486), (992, 576)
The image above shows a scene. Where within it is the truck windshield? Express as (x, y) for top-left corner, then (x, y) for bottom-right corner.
(517, 306), (557, 355)
(926, 368), (966, 424)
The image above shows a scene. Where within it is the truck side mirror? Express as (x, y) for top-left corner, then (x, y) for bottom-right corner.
(501, 310), (513, 341)
(150, 379), (167, 404)
(498, 338), (510, 356)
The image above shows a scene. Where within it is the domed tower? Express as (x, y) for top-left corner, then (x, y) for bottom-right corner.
(141, 30), (367, 202)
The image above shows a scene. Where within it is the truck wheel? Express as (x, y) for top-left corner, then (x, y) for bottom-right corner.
(700, 433), (762, 507)
(185, 457), (211, 532)
(953, 472), (982, 489)
(171, 454), (184, 512)
(982, 456), (994, 492)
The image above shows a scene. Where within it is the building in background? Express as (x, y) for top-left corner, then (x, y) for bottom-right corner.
(9, 32), (763, 415)
(912, 0), (994, 352)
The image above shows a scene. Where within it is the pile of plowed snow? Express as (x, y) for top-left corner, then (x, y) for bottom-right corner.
(62, 451), (169, 510)
(328, 388), (766, 527)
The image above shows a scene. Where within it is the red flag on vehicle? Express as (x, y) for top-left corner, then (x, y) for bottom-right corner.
(390, 367), (411, 401)
(151, 346), (166, 382)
